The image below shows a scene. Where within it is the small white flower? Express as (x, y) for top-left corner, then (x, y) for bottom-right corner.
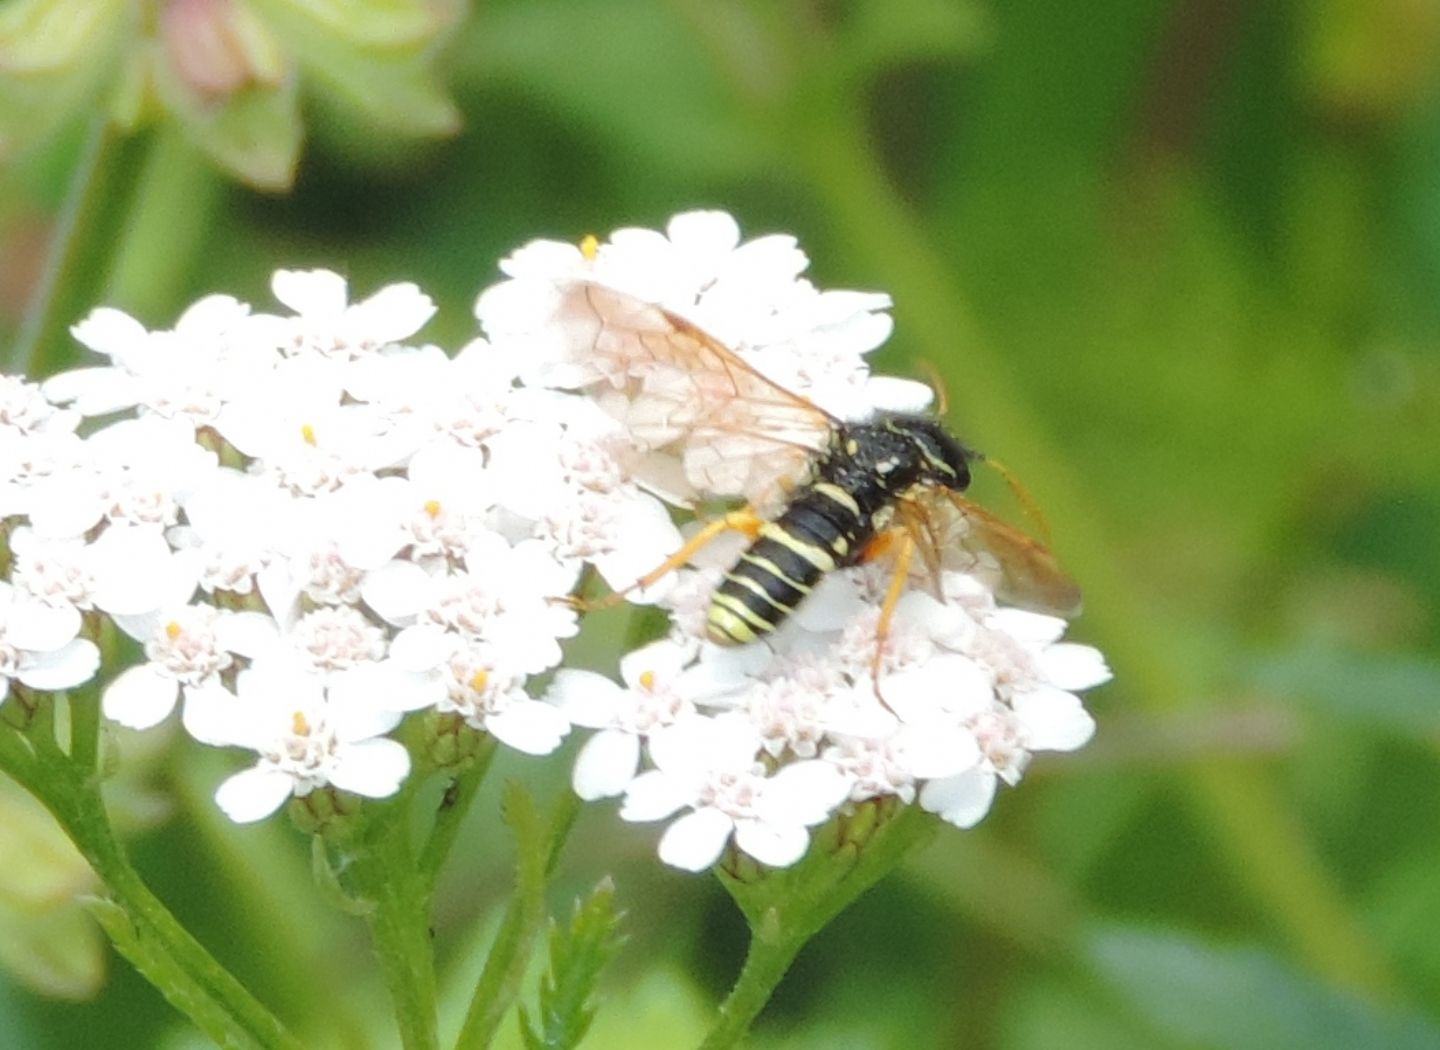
(50, 297), (275, 426)
(189, 664), (411, 823)
(0, 374), (78, 437)
(429, 641), (569, 754)
(620, 714), (852, 871)
(0, 581), (99, 703)
(266, 269), (436, 359)
(103, 603), (273, 731)
(549, 638), (749, 800)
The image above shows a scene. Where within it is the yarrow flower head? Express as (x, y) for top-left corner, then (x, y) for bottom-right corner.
(2, 211), (1109, 869)
(475, 210), (1112, 870)
(7, 267), (609, 817)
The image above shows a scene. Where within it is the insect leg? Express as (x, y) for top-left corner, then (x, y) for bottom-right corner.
(569, 509), (766, 611)
(869, 526), (917, 694)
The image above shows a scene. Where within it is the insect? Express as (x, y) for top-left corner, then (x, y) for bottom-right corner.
(561, 281), (1081, 659)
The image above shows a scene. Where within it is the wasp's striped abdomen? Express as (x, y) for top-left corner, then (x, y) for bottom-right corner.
(706, 482), (872, 645)
(704, 416), (976, 647)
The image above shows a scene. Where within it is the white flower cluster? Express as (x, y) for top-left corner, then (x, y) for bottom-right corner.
(475, 212), (1111, 871)
(0, 210), (1109, 872)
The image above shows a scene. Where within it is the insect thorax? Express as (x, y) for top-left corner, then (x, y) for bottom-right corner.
(819, 416), (975, 516)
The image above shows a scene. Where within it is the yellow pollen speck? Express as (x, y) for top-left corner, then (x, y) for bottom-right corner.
(300, 423), (317, 446)
(579, 234), (600, 260)
(165, 621), (182, 640)
(470, 670), (489, 692)
(291, 711), (310, 736)
(424, 499), (442, 518)
(639, 669), (656, 691)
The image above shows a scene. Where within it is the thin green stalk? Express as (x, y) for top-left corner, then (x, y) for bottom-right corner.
(417, 735), (499, 895)
(336, 798), (440, 1050)
(67, 682), (101, 774)
(103, 124), (224, 318)
(697, 935), (802, 1050)
(454, 787), (581, 1050)
(10, 114), (144, 376)
(699, 802), (938, 1050)
(0, 726), (303, 1050)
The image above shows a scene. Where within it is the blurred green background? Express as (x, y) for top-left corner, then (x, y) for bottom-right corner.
(4, 1), (1440, 1048)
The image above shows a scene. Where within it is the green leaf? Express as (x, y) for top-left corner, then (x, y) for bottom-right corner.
(248, 0), (459, 136)
(0, 0), (132, 161)
(85, 898), (276, 1050)
(152, 56), (303, 192)
(519, 879), (625, 1050)
(454, 782), (554, 1050)
(1087, 926), (1440, 1050)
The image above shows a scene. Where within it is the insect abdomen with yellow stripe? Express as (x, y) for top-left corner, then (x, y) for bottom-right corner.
(707, 417), (974, 645)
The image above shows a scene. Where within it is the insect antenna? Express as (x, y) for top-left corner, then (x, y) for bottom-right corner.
(978, 456), (1054, 547)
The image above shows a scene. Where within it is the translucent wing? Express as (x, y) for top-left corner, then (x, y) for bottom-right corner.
(920, 492), (1083, 617)
(563, 282), (838, 502)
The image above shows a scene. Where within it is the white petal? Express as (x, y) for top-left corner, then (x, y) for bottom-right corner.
(1012, 686), (1096, 751)
(215, 611), (281, 659)
(215, 766), (295, 823)
(101, 664), (180, 729)
(545, 669), (624, 728)
(181, 682), (244, 746)
(619, 770), (691, 823)
(657, 808), (733, 871)
(987, 608), (1067, 646)
(649, 713), (759, 776)
(666, 210), (740, 257)
(18, 639), (100, 692)
(68, 307), (149, 360)
(5, 599), (80, 651)
(892, 723), (981, 780)
(572, 729), (640, 800)
(361, 560), (431, 625)
(1037, 644), (1112, 691)
(327, 691), (404, 743)
(328, 738), (411, 798)
(759, 761), (851, 826)
(883, 655), (985, 724)
(734, 818), (810, 868)
(89, 527), (193, 616)
(387, 623), (453, 672)
(349, 283), (437, 345)
(272, 269), (348, 315)
(920, 768), (997, 829)
(487, 701), (570, 756)
(861, 375), (935, 415)
(792, 573), (865, 632)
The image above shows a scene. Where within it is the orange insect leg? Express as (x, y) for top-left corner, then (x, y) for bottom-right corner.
(569, 509), (766, 611)
(869, 526), (917, 695)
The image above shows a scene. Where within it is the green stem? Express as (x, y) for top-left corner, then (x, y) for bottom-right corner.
(10, 113), (145, 376)
(0, 727), (303, 1050)
(67, 682), (101, 774)
(337, 799), (440, 1050)
(103, 124), (223, 318)
(697, 936), (802, 1050)
(699, 802), (938, 1050)
(453, 787), (581, 1050)
(417, 734), (499, 895)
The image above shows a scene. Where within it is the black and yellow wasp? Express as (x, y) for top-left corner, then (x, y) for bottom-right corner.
(563, 281), (1081, 657)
